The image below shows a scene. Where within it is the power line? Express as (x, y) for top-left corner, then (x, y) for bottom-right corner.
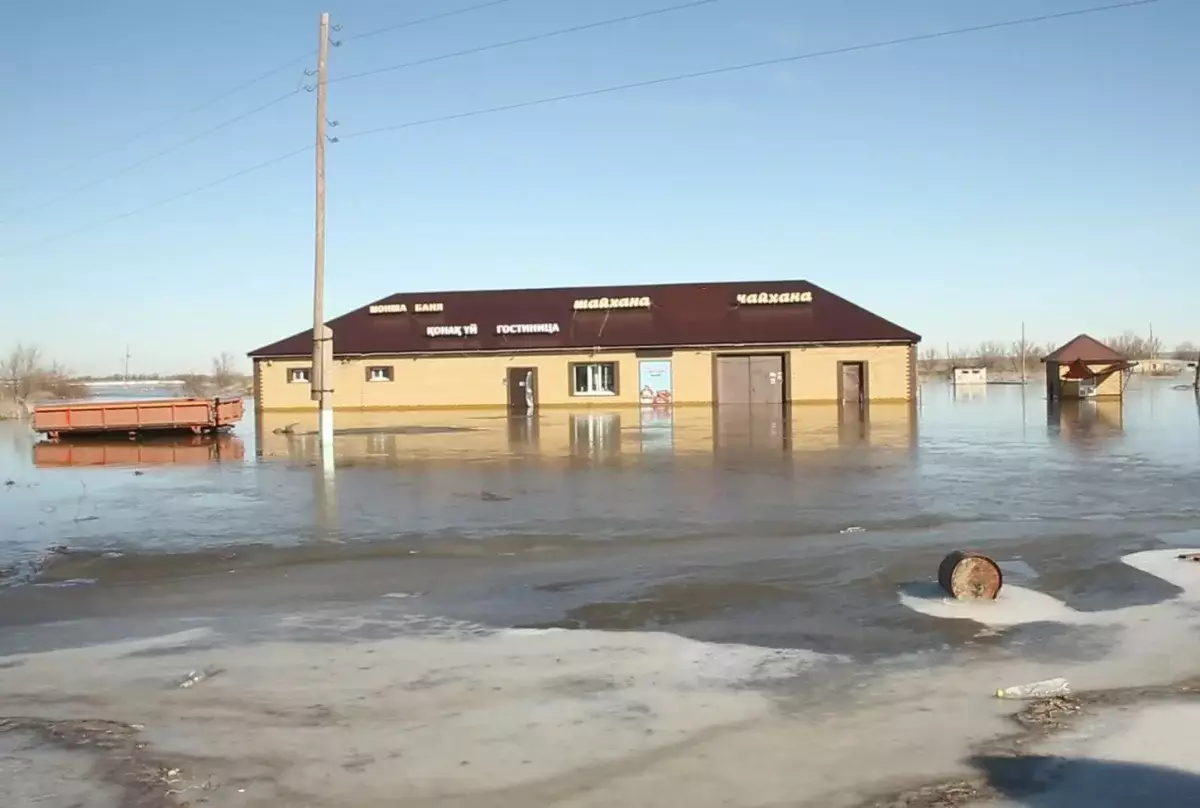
(333, 0), (726, 85)
(0, 146), (311, 259)
(344, 0), (522, 43)
(0, 56), (312, 198)
(341, 0), (1163, 142)
(3, 0), (1162, 258)
(0, 1), (516, 200)
(0, 89), (306, 225)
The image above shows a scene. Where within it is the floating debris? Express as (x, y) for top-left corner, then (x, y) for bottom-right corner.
(996, 677), (1071, 700)
(176, 665), (225, 689)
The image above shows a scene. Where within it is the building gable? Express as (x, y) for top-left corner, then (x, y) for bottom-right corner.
(1042, 334), (1127, 364)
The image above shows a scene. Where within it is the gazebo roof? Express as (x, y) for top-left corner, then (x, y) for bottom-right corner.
(1041, 334), (1127, 364)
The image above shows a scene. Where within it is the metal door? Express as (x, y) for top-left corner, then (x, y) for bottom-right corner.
(507, 367), (537, 414)
(715, 356), (751, 405)
(749, 355), (785, 405)
(840, 362), (865, 407)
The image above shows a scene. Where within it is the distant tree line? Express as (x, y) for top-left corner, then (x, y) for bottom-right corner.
(919, 332), (1198, 375)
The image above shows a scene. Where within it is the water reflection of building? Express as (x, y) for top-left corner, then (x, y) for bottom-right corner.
(569, 412), (622, 458)
(33, 434), (245, 468)
(1047, 399), (1124, 444)
(256, 404), (916, 465)
(953, 383), (988, 403)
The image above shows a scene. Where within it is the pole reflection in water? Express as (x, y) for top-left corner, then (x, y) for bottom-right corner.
(313, 464), (340, 543)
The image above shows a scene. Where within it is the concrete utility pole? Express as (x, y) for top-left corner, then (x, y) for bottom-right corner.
(311, 11), (334, 473)
(1019, 322), (1026, 385)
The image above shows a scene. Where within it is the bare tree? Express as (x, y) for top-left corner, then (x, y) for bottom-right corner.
(1106, 331), (1161, 359)
(1, 344), (86, 412)
(1173, 341), (1198, 361)
(180, 353), (249, 398)
(1009, 336), (1035, 375)
(975, 340), (1009, 370)
(211, 351), (239, 391)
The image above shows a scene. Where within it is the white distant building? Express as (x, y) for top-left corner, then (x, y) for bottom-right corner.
(952, 366), (987, 385)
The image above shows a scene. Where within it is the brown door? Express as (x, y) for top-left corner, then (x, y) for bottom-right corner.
(749, 355), (785, 405)
(507, 367), (537, 414)
(715, 356), (751, 405)
(840, 362), (866, 408)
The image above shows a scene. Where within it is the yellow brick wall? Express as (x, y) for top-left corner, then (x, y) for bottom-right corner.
(787, 343), (912, 403)
(254, 343), (915, 411)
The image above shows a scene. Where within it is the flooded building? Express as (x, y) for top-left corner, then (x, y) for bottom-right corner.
(248, 281), (921, 412)
(1042, 334), (1136, 400)
(951, 366), (987, 385)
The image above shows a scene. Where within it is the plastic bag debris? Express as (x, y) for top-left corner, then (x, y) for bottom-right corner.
(995, 677), (1070, 699)
(177, 665), (224, 689)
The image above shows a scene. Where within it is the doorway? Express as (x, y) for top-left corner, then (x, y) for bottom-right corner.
(838, 362), (867, 411)
(507, 367), (538, 415)
(713, 354), (786, 406)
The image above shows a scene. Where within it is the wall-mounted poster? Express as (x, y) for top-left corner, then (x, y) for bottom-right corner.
(638, 359), (673, 452)
(638, 360), (673, 408)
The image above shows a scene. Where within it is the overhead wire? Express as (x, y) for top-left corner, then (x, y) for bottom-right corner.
(0, 56), (312, 197)
(0, 146), (312, 259)
(2, 0), (1163, 259)
(0, 88), (307, 225)
(340, 0), (1163, 142)
(332, 0), (727, 85)
(343, 0), (522, 43)
(0, 0), (521, 201)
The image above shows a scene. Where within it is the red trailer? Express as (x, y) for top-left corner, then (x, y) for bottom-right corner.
(33, 397), (244, 439)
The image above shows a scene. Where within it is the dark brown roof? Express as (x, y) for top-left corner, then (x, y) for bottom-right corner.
(1041, 334), (1127, 364)
(248, 280), (920, 358)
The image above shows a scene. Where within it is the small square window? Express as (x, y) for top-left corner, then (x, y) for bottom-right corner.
(367, 365), (394, 382)
(571, 362), (617, 396)
(288, 367), (311, 384)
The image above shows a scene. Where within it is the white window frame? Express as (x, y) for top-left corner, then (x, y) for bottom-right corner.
(367, 365), (394, 383)
(571, 362), (617, 397)
(288, 367), (311, 384)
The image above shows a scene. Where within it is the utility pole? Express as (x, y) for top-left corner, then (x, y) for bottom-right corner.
(311, 12), (334, 473)
(123, 345), (130, 382)
(1019, 322), (1026, 385)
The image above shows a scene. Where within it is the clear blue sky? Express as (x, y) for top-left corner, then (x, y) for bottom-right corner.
(1, 0), (1195, 375)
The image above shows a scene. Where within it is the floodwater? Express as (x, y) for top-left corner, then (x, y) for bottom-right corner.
(2, 379), (1198, 658)
(4, 379), (1200, 806)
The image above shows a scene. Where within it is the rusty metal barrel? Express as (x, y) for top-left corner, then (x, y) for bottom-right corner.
(938, 550), (1003, 601)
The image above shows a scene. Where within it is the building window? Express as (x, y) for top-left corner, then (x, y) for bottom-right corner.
(367, 365), (394, 382)
(288, 367), (311, 384)
(571, 362), (617, 396)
